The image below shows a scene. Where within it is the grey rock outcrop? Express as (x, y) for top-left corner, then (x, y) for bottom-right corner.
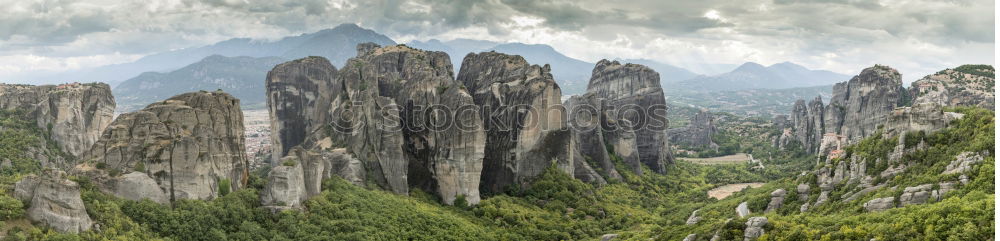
(899, 184), (934, 206)
(796, 183), (810, 201)
(600, 234), (619, 241)
(686, 209), (702, 225)
(75, 166), (171, 204)
(863, 197), (895, 212)
(261, 156), (307, 210)
(784, 65), (904, 153)
(565, 93), (621, 183)
(83, 91), (249, 201)
(667, 109), (718, 149)
(583, 60), (672, 174)
(14, 170), (92, 233)
(882, 102), (957, 138)
(259, 146), (364, 210)
(266, 57), (338, 165)
(269, 44), (486, 205)
(736, 201), (750, 218)
(683, 234), (697, 241)
(942, 152), (983, 175)
(744, 217), (768, 241)
(833, 65), (904, 142)
(457, 51), (571, 194)
(765, 189), (787, 212)
(0, 83), (115, 159)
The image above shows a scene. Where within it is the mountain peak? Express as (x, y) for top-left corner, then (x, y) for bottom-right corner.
(332, 23), (363, 30)
(734, 62), (767, 72)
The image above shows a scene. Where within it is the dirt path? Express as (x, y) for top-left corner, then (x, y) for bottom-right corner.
(707, 182), (764, 199)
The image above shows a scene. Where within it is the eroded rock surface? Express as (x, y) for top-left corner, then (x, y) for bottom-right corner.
(14, 170), (92, 233)
(736, 201), (750, 218)
(943, 152), (984, 175)
(565, 94), (621, 183)
(744, 217), (768, 241)
(457, 51), (571, 194)
(268, 44), (487, 205)
(266, 57), (338, 164)
(864, 197), (895, 212)
(765, 189), (787, 212)
(783, 65), (904, 153)
(667, 110), (718, 149)
(83, 91), (249, 201)
(583, 60), (672, 174)
(261, 156), (307, 210)
(0, 83), (115, 159)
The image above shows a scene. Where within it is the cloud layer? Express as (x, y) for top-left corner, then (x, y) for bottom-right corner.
(0, 0), (994, 82)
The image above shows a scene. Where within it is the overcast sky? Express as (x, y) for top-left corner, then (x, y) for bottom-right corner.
(0, 0), (994, 83)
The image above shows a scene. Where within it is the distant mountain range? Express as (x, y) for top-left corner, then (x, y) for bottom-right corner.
(676, 62), (850, 91)
(13, 24), (395, 87)
(114, 55), (287, 111)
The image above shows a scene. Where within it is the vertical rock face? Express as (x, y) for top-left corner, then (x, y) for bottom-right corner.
(565, 94), (620, 183)
(261, 156), (307, 210)
(584, 60), (672, 174)
(882, 102), (956, 137)
(266, 57), (338, 165)
(456, 52), (572, 194)
(14, 170), (92, 233)
(832, 65), (903, 141)
(347, 44), (486, 204)
(785, 65), (903, 153)
(667, 110), (718, 148)
(83, 91), (249, 201)
(0, 83), (115, 159)
(267, 44), (486, 205)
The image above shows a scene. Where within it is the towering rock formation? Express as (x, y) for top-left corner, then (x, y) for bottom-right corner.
(266, 57), (338, 165)
(584, 60), (672, 174)
(456, 51), (573, 194)
(565, 94), (620, 183)
(832, 65), (904, 141)
(265, 44), (486, 205)
(785, 65), (904, 153)
(0, 83), (115, 158)
(82, 91), (249, 201)
(667, 110), (718, 149)
(908, 65), (994, 109)
(14, 170), (92, 233)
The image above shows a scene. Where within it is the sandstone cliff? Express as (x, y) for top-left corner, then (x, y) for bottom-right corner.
(456, 51), (573, 194)
(82, 91), (249, 201)
(785, 65), (904, 153)
(584, 60), (672, 174)
(266, 57), (339, 165)
(14, 170), (92, 233)
(265, 44), (486, 205)
(0, 83), (115, 159)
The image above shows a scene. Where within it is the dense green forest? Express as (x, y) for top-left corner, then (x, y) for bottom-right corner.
(0, 107), (992, 240)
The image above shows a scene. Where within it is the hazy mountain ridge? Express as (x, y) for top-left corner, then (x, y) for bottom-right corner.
(8, 24), (395, 86)
(678, 61), (850, 91)
(113, 55), (288, 111)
